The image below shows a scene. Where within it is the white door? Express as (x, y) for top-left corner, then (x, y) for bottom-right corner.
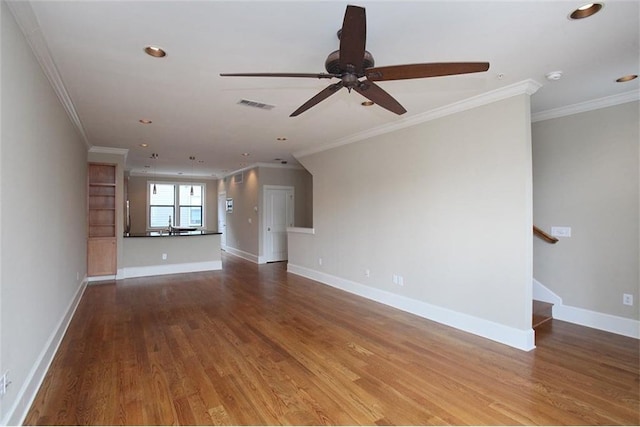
(264, 186), (294, 262)
(217, 192), (227, 249)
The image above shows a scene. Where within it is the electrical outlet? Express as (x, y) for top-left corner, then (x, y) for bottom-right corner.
(623, 293), (633, 306)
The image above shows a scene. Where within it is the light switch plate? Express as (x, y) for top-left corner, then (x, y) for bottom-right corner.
(551, 226), (571, 237)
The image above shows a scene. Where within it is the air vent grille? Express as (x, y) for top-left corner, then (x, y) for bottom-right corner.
(238, 99), (275, 110)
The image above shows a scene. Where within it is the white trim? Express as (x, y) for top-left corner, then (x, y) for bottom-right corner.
(553, 305), (639, 339)
(531, 90), (639, 123)
(224, 246), (260, 264)
(121, 260), (222, 279)
(287, 263), (535, 351)
(3, 278), (88, 426)
(533, 278), (639, 339)
(89, 146), (129, 162)
(5, 1), (91, 148)
(222, 162), (305, 180)
(287, 227), (315, 235)
(532, 278), (563, 305)
(87, 274), (116, 283)
(294, 79), (543, 158)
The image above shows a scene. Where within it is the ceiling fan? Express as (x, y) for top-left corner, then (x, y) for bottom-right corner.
(220, 5), (489, 117)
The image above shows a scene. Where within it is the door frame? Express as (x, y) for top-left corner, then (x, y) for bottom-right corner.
(217, 191), (227, 250)
(261, 185), (294, 263)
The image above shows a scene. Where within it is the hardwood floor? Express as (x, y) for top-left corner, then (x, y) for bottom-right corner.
(25, 254), (639, 425)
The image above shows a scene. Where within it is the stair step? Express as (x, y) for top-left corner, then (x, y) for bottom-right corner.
(533, 300), (553, 328)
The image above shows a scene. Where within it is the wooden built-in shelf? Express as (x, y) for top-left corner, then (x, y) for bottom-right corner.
(88, 163), (117, 275)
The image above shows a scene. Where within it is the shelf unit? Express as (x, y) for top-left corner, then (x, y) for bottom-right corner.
(88, 163), (117, 276)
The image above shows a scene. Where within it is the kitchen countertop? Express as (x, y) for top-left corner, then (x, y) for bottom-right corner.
(124, 229), (221, 238)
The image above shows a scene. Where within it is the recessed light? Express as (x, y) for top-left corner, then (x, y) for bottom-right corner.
(545, 71), (563, 81)
(144, 46), (166, 58)
(569, 3), (603, 19)
(139, 119), (152, 124)
(276, 137), (287, 141)
(361, 101), (374, 107)
(616, 74), (638, 83)
(242, 152), (250, 157)
(139, 143), (149, 148)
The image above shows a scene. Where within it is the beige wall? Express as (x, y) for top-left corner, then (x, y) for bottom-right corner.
(218, 168), (260, 255)
(218, 165), (313, 259)
(127, 175), (218, 234)
(1, 3), (88, 423)
(292, 94), (534, 333)
(532, 101), (639, 320)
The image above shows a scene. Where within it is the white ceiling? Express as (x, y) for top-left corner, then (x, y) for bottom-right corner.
(10, 1), (640, 178)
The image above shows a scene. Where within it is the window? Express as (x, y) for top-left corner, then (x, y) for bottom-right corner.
(148, 182), (205, 229)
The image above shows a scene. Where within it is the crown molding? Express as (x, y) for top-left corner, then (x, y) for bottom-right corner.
(294, 79), (543, 159)
(6, 0), (91, 148)
(531, 90), (639, 123)
(89, 146), (129, 162)
(221, 162), (304, 179)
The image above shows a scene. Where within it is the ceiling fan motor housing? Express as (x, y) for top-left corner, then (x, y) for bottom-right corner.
(325, 49), (375, 76)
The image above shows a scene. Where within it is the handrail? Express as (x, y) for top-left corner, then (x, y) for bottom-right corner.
(533, 225), (558, 244)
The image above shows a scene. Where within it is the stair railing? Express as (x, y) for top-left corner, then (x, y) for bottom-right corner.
(533, 225), (558, 244)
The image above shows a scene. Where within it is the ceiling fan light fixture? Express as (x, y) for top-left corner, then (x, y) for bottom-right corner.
(569, 3), (603, 19)
(144, 45), (166, 58)
(616, 74), (638, 83)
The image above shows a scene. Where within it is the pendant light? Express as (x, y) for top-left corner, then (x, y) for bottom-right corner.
(151, 153), (158, 194)
(189, 156), (196, 196)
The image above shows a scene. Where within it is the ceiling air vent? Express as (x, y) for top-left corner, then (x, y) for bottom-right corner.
(238, 99), (275, 110)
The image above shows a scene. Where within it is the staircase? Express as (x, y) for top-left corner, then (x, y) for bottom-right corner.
(532, 300), (553, 328)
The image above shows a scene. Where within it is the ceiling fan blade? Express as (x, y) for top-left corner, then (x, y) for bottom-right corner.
(353, 80), (407, 115)
(365, 62), (490, 81)
(220, 72), (338, 79)
(290, 82), (344, 117)
(339, 5), (367, 72)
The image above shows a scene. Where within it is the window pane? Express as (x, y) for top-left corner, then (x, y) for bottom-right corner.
(179, 185), (202, 205)
(179, 206), (202, 227)
(150, 183), (175, 205)
(150, 206), (174, 227)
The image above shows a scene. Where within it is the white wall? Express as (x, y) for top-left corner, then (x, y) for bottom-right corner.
(289, 94), (534, 349)
(1, 2), (88, 423)
(532, 102), (639, 323)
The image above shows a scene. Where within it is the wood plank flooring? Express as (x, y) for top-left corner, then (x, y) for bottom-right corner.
(25, 253), (639, 425)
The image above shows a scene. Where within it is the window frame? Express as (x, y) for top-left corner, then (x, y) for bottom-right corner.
(147, 181), (206, 230)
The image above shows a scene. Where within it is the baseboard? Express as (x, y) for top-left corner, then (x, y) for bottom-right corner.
(87, 274), (116, 283)
(533, 278), (639, 339)
(287, 263), (535, 351)
(553, 304), (640, 339)
(224, 246), (259, 264)
(532, 278), (563, 305)
(3, 278), (88, 426)
(121, 260), (222, 279)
